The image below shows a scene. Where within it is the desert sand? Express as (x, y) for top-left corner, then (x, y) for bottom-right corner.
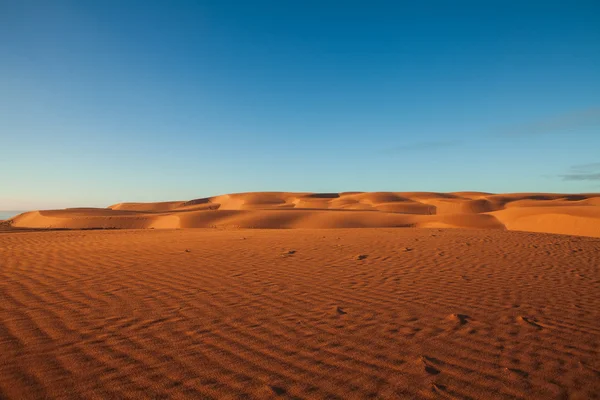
(5, 191), (600, 237)
(1, 192), (599, 399)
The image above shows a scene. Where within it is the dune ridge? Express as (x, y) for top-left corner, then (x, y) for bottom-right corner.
(7, 191), (600, 237)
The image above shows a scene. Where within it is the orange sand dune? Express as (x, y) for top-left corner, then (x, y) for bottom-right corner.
(0, 228), (598, 399)
(7, 192), (600, 237)
(110, 201), (186, 212)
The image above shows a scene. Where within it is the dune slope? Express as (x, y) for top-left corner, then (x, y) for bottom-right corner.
(7, 191), (600, 237)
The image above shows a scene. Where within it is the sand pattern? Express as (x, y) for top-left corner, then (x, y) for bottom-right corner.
(5, 192), (600, 237)
(1, 228), (598, 399)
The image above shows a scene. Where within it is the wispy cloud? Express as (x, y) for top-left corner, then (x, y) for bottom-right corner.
(559, 162), (600, 181)
(503, 107), (600, 137)
(381, 140), (461, 154)
(570, 162), (600, 171)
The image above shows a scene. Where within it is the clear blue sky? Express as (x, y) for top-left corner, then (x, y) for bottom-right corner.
(1, 0), (599, 209)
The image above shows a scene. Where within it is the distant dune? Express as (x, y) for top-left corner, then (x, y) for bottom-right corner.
(6, 191), (600, 237)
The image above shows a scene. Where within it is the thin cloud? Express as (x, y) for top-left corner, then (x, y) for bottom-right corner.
(382, 140), (461, 154)
(561, 173), (600, 181)
(559, 162), (600, 181)
(503, 107), (600, 137)
(569, 162), (600, 172)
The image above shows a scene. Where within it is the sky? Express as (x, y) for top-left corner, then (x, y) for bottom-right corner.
(1, 0), (600, 210)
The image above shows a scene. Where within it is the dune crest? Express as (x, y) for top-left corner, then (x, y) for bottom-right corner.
(8, 191), (600, 237)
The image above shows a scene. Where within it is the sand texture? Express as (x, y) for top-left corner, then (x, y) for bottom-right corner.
(1, 228), (599, 399)
(5, 192), (600, 237)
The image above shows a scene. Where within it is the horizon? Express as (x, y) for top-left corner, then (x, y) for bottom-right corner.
(2, 1), (600, 210)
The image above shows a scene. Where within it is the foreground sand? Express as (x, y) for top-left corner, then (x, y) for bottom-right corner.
(6, 192), (600, 237)
(1, 228), (598, 399)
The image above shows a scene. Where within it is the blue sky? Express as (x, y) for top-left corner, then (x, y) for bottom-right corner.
(1, 0), (599, 209)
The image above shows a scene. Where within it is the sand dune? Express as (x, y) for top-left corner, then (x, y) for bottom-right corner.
(109, 201), (186, 212)
(0, 228), (598, 399)
(7, 192), (600, 237)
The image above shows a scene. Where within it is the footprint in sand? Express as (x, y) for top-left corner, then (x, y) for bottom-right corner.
(517, 316), (544, 330)
(269, 385), (287, 396)
(419, 356), (441, 375)
(432, 384), (449, 394)
(445, 313), (470, 325)
(335, 306), (347, 315)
